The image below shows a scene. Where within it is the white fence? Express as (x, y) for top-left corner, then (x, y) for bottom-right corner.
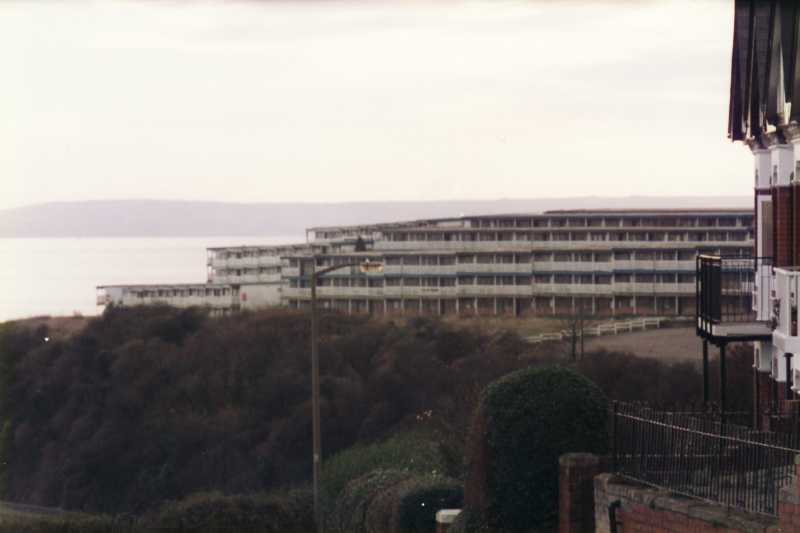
(524, 317), (668, 344)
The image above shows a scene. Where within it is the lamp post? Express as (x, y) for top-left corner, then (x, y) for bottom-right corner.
(308, 257), (383, 533)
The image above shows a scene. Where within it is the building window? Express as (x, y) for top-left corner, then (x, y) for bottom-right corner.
(476, 254), (494, 264)
(404, 256), (421, 266)
(458, 255), (475, 264)
(458, 276), (475, 285)
(477, 276), (495, 286)
(554, 253), (571, 262)
(596, 274), (612, 284)
(533, 252), (552, 261)
(441, 278), (456, 287)
(635, 273), (654, 283)
(440, 256), (456, 265)
(614, 273), (631, 283)
(404, 277), (420, 287)
(534, 274), (551, 284)
(595, 252), (611, 262)
(554, 274), (571, 284)
(386, 278), (402, 286)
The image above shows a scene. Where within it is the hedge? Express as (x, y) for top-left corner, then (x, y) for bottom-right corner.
(464, 366), (608, 531)
(0, 512), (117, 533)
(143, 488), (313, 532)
(321, 430), (449, 507)
(329, 468), (462, 533)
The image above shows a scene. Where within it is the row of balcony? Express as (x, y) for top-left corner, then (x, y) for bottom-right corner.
(282, 283), (696, 299)
(208, 256), (285, 269)
(374, 240), (749, 252)
(211, 273), (283, 284)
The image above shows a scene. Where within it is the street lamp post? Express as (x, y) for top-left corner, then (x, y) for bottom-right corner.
(308, 257), (383, 533)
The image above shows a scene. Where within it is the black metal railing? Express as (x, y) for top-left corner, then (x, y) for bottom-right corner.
(696, 255), (772, 329)
(612, 402), (800, 516)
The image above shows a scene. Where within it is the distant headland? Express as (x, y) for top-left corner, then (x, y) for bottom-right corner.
(0, 197), (751, 238)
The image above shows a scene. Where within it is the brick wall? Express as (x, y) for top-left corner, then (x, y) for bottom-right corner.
(593, 474), (775, 533)
(774, 186), (793, 267)
(563, 453), (800, 533)
(755, 370), (774, 429)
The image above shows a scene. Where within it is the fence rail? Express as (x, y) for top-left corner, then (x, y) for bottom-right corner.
(524, 317), (670, 344)
(612, 402), (800, 516)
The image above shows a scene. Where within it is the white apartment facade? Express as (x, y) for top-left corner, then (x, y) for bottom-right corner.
(98, 209), (753, 318)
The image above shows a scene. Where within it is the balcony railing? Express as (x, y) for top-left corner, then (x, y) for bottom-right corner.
(696, 255), (773, 342)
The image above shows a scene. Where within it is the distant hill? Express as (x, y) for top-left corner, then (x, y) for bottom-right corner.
(0, 197), (752, 238)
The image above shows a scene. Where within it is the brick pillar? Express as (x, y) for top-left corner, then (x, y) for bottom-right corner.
(559, 453), (601, 533)
(755, 370), (773, 429)
(774, 185), (793, 267)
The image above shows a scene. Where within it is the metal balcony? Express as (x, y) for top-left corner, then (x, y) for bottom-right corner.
(696, 255), (773, 343)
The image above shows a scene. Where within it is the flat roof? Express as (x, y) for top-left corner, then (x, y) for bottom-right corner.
(308, 209), (753, 232)
(98, 283), (232, 289)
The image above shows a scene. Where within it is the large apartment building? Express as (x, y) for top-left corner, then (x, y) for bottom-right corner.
(98, 209), (753, 318)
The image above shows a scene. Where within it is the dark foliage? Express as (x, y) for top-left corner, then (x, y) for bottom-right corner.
(0, 306), (756, 516)
(0, 309), (532, 513)
(329, 468), (461, 533)
(141, 488), (314, 532)
(464, 367), (608, 532)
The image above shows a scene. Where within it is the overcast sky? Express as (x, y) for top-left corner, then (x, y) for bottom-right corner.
(0, 0), (750, 211)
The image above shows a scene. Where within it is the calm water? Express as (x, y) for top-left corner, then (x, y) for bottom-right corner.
(0, 236), (301, 322)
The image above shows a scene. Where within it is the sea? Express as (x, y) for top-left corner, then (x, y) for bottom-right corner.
(0, 236), (301, 323)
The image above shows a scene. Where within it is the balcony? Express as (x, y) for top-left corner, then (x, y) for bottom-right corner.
(772, 267), (800, 357)
(696, 255), (773, 343)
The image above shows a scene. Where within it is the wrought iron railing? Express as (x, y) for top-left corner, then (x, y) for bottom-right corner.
(696, 255), (772, 329)
(611, 402), (800, 516)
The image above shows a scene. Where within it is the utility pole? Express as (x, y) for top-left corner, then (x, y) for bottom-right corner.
(310, 258), (322, 533)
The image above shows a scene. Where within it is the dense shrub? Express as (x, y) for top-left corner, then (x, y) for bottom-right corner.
(328, 469), (413, 533)
(1, 308), (535, 513)
(0, 307), (756, 516)
(463, 366), (608, 532)
(143, 488), (313, 532)
(322, 430), (451, 507)
(0, 512), (117, 533)
(328, 468), (461, 533)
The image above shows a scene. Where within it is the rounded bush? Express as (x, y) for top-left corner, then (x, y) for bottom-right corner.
(147, 488), (313, 533)
(329, 469), (412, 533)
(464, 366), (608, 531)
